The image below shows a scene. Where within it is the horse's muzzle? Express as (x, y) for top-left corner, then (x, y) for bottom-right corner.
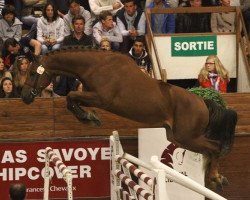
(21, 92), (35, 104)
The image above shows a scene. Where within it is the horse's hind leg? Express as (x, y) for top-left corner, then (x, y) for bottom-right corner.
(205, 155), (229, 192)
(177, 135), (227, 191)
(66, 91), (102, 126)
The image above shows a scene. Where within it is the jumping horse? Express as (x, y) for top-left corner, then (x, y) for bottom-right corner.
(21, 48), (237, 192)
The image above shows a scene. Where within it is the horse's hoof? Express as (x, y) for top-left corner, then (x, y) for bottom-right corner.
(87, 110), (101, 126)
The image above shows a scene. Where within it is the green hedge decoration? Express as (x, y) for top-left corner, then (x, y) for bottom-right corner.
(188, 87), (226, 108)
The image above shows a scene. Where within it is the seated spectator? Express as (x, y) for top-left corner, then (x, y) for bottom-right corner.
(64, 0), (92, 36)
(39, 81), (60, 97)
(63, 15), (93, 47)
(116, 0), (146, 53)
(93, 11), (123, 50)
(37, 2), (64, 54)
(89, 0), (123, 19)
(100, 38), (111, 50)
(129, 36), (151, 74)
(0, 57), (12, 83)
(0, 0), (4, 16)
(175, 0), (211, 33)
(12, 56), (30, 95)
(9, 182), (26, 200)
(21, 0), (47, 28)
(0, 5), (22, 43)
(2, 37), (41, 70)
(0, 77), (19, 98)
(147, 0), (175, 34)
(48, 0), (70, 17)
(198, 55), (229, 93)
(211, 0), (236, 33)
(241, 0), (250, 37)
(53, 75), (76, 96)
(72, 79), (84, 91)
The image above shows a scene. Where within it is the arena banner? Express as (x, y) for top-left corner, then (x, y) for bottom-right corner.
(171, 35), (217, 56)
(139, 128), (204, 200)
(0, 139), (110, 199)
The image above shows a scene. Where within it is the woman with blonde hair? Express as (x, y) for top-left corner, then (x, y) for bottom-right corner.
(12, 56), (31, 96)
(198, 55), (229, 93)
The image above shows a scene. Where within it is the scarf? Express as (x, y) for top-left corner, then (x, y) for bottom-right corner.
(124, 11), (137, 30)
(208, 72), (220, 91)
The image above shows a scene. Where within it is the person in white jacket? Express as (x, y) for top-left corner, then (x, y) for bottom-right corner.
(89, 0), (124, 19)
(37, 2), (64, 54)
(0, 5), (22, 42)
(93, 11), (123, 50)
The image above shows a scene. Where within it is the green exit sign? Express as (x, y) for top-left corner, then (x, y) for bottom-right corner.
(171, 35), (217, 56)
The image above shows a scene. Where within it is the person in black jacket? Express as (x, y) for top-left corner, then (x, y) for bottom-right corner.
(175, 0), (211, 33)
(129, 36), (151, 74)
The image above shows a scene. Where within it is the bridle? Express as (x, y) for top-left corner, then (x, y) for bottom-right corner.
(25, 65), (51, 97)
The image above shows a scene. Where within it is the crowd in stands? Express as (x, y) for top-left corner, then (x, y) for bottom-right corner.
(0, 0), (247, 98)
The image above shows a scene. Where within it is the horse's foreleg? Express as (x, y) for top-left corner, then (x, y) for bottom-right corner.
(66, 91), (102, 126)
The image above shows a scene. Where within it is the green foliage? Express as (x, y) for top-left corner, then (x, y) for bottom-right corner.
(188, 87), (226, 108)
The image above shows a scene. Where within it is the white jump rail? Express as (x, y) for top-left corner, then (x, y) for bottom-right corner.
(110, 130), (227, 200)
(110, 131), (169, 200)
(43, 147), (73, 200)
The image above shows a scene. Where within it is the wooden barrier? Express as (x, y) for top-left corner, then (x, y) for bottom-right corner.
(0, 93), (250, 200)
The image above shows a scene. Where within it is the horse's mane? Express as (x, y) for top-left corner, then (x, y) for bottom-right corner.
(43, 46), (127, 57)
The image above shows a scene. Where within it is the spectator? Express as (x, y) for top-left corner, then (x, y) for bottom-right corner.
(53, 75), (76, 96)
(21, 0), (47, 28)
(116, 0), (146, 53)
(0, 0), (4, 15)
(175, 0), (211, 33)
(63, 15), (93, 47)
(198, 55), (229, 93)
(37, 2), (65, 54)
(9, 182), (26, 200)
(64, 0), (92, 36)
(2, 37), (41, 70)
(93, 11), (123, 50)
(100, 38), (111, 50)
(0, 57), (12, 83)
(0, 76), (19, 98)
(12, 56), (30, 96)
(39, 81), (60, 97)
(211, 0), (236, 33)
(48, 0), (70, 17)
(89, 0), (123, 19)
(128, 36), (151, 74)
(241, 0), (250, 36)
(0, 5), (22, 43)
(147, 0), (175, 34)
(72, 79), (84, 91)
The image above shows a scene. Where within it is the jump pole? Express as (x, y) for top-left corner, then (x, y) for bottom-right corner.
(43, 147), (73, 200)
(150, 156), (227, 200)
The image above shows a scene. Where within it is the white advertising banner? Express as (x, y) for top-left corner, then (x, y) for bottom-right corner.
(138, 128), (204, 200)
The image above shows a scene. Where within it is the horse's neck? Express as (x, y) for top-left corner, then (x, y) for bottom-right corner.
(44, 53), (93, 77)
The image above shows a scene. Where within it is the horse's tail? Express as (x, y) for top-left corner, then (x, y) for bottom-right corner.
(204, 99), (238, 156)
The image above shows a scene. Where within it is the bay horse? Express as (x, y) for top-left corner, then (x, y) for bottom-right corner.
(21, 48), (237, 192)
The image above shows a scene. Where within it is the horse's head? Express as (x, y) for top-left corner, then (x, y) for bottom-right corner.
(21, 56), (52, 104)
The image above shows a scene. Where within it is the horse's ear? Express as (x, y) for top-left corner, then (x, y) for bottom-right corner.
(33, 54), (40, 63)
